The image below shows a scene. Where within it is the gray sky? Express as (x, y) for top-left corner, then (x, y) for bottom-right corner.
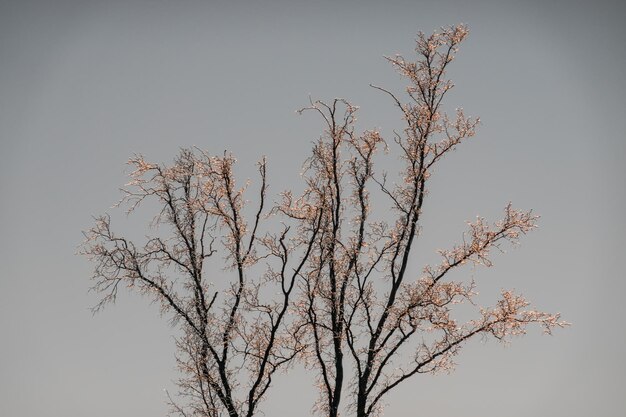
(1, 0), (625, 416)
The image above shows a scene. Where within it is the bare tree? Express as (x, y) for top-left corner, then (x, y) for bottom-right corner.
(82, 149), (322, 417)
(285, 25), (567, 417)
(82, 24), (565, 417)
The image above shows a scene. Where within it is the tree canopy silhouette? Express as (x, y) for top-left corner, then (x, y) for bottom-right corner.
(82, 24), (566, 417)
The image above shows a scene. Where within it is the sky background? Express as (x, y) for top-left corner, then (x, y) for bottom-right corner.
(1, 0), (625, 416)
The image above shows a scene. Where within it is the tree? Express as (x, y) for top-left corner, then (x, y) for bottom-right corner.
(82, 150), (323, 417)
(283, 24), (566, 417)
(82, 24), (565, 417)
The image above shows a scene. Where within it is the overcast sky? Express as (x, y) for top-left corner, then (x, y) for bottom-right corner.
(1, 1), (625, 416)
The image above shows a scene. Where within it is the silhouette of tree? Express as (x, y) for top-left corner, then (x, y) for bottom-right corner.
(82, 24), (566, 417)
(287, 24), (566, 417)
